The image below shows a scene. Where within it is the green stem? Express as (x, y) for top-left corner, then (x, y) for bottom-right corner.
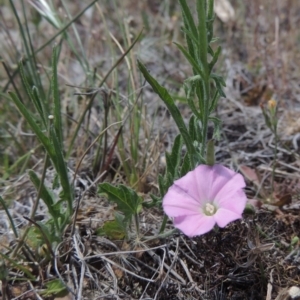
(134, 214), (140, 237)
(197, 1), (209, 71)
(197, 0), (210, 158)
(271, 124), (278, 194)
(159, 215), (168, 234)
(143, 229), (177, 241)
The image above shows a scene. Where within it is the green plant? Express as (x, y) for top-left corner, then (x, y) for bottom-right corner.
(138, 0), (225, 231)
(98, 0), (226, 238)
(8, 46), (74, 257)
(261, 99), (278, 195)
(1, 1), (102, 264)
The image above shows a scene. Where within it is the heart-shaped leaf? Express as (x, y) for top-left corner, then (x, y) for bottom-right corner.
(98, 184), (143, 221)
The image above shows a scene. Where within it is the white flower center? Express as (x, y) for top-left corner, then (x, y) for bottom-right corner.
(204, 203), (216, 216)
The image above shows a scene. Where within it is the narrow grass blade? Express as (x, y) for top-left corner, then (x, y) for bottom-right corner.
(8, 91), (54, 158)
(19, 62), (47, 127)
(21, 0), (45, 96)
(51, 46), (63, 146)
(0, 252), (36, 280)
(3, 0), (99, 93)
(0, 196), (18, 238)
(28, 170), (61, 230)
(49, 126), (73, 216)
(8, 0), (34, 79)
(1, 61), (23, 102)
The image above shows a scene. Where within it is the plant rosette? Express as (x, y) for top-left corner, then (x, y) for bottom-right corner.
(163, 164), (247, 237)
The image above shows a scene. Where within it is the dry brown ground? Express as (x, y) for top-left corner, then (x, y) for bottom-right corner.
(1, 0), (300, 299)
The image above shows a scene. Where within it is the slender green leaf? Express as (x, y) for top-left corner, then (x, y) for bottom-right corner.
(178, 0), (198, 38)
(138, 60), (196, 166)
(211, 73), (226, 97)
(184, 75), (204, 118)
(206, 0), (215, 42)
(19, 62), (46, 126)
(0, 252), (36, 280)
(181, 27), (199, 50)
(211, 73), (226, 87)
(209, 116), (222, 140)
(188, 115), (202, 142)
(196, 0), (209, 72)
(174, 42), (205, 79)
(158, 174), (166, 197)
(51, 46), (63, 146)
(210, 94), (219, 116)
(165, 135), (182, 178)
(195, 82), (205, 119)
(28, 170), (61, 230)
(49, 126), (73, 216)
(207, 0), (215, 20)
(208, 46), (221, 73)
(21, 0), (45, 96)
(0, 196), (18, 238)
(208, 45), (214, 57)
(186, 91), (201, 119)
(165, 172), (174, 191)
(32, 86), (49, 126)
(182, 14), (197, 75)
(180, 152), (191, 177)
(8, 91), (54, 157)
(9, 0), (37, 87)
(3, 0), (99, 93)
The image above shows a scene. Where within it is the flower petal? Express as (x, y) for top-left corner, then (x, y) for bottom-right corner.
(173, 214), (216, 237)
(213, 207), (243, 228)
(172, 168), (202, 201)
(193, 165), (215, 201)
(214, 189), (247, 215)
(163, 184), (201, 217)
(213, 171), (246, 201)
(205, 165), (244, 199)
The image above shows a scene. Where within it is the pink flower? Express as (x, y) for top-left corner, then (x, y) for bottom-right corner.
(163, 164), (247, 237)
